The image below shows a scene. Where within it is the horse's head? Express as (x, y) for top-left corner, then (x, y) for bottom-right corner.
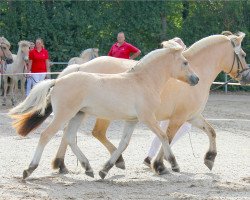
(222, 32), (250, 85)
(0, 36), (13, 64)
(18, 40), (30, 63)
(80, 48), (99, 60)
(162, 40), (199, 86)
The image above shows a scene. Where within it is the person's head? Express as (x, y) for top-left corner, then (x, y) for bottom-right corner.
(117, 32), (125, 44)
(29, 42), (35, 50)
(35, 38), (44, 49)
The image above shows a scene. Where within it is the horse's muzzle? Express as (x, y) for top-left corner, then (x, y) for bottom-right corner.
(188, 74), (199, 86)
(6, 58), (13, 64)
(239, 68), (250, 85)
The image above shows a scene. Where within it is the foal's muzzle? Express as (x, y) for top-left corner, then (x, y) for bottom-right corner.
(188, 74), (199, 86)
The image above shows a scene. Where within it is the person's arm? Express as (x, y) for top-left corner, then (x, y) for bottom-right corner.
(130, 50), (141, 60)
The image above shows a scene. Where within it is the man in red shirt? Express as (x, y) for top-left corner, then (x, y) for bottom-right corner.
(108, 32), (141, 60)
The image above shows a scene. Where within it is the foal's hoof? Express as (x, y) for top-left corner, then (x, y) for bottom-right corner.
(85, 171), (94, 178)
(172, 166), (180, 173)
(99, 170), (107, 179)
(23, 169), (31, 179)
(153, 161), (169, 175)
(204, 159), (214, 171)
(59, 167), (69, 174)
(115, 161), (126, 170)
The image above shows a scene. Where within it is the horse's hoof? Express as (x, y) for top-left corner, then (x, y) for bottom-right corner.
(2, 103), (6, 106)
(172, 167), (180, 173)
(115, 161), (126, 170)
(153, 161), (169, 175)
(59, 167), (69, 174)
(85, 171), (94, 178)
(99, 170), (107, 179)
(23, 169), (30, 179)
(204, 159), (214, 170)
(143, 157), (151, 168)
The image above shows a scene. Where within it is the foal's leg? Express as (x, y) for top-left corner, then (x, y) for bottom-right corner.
(189, 115), (217, 170)
(52, 112), (86, 174)
(23, 117), (68, 179)
(64, 112), (94, 177)
(144, 118), (180, 175)
(99, 120), (137, 179)
(92, 118), (125, 169)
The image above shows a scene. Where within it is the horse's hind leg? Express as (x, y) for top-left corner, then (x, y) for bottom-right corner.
(2, 77), (8, 105)
(92, 118), (125, 169)
(23, 117), (67, 179)
(189, 115), (217, 170)
(52, 112), (86, 174)
(99, 121), (137, 179)
(64, 112), (94, 178)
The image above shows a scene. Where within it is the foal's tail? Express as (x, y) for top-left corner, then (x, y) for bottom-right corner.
(9, 79), (56, 137)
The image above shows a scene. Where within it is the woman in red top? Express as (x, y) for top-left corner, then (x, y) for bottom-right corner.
(26, 38), (49, 96)
(108, 32), (141, 60)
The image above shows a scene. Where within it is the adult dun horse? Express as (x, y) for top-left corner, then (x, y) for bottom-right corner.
(2, 41), (30, 106)
(0, 37), (13, 89)
(9, 42), (199, 179)
(51, 32), (249, 175)
(68, 48), (99, 65)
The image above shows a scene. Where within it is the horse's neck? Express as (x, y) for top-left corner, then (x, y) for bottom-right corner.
(133, 59), (170, 94)
(185, 42), (228, 88)
(10, 48), (25, 73)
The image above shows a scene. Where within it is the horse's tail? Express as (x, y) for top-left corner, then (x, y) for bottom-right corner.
(9, 79), (56, 137)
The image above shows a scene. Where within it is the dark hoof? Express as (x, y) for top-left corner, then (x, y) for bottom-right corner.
(204, 159), (214, 170)
(153, 161), (169, 175)
(143, 157), (151, 168)
(99, 170), (107, 179)
(2, 103), (6, 106)
(204, 151), (217, 170)
(85, 171), (94, 178)
(172, 167), (180, 173)
(115, 161), (126, 170)
(23, 170), (30, 179)
(59, 167), (69, 174)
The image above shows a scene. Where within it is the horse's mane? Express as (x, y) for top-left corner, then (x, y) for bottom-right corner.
(129, 42), (182, 72)
(0, 36), (11, 47)
(18, 40), (30, 47)
(183, 35), (229, 57)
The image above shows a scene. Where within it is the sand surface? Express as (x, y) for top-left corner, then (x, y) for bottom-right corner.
(0, 92), (250, 200)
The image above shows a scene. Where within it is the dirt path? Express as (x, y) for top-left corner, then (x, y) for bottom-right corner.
(0, 93), (250, 199)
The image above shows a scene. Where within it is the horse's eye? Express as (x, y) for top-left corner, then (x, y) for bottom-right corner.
(2, 46), (6, 50)
(242, 54), (246, 58)
(183, 61), (188, 66)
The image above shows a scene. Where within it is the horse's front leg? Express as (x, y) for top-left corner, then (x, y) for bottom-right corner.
(10, 78), (17, 106)
(64, 112), (94, 178)
(2, 77), (8, 106)
(144, 117), (180, 175)
(92, 118), (125, 169)
(99, 120), (137, 179)
(189, 115), (217, 170)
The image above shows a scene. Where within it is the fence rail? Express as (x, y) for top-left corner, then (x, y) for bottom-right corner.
(1, 62), (250, 93)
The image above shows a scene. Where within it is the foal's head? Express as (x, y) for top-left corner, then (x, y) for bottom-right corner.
(0, 36), (13, 64)
(163, 41), (199, 86)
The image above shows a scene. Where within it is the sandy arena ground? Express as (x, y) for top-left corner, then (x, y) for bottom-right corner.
(0, 92), (250, 200)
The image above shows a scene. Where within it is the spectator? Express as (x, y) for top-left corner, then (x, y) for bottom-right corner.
(26, 38), (49, 96)
(108, 32), (141, 60)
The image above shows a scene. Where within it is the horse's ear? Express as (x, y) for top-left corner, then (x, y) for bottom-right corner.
(221, 31), (233, 36)
(230, 32), (245, 47)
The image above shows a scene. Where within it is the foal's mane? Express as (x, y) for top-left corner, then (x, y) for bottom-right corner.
(129, 42), (182, 72)
(184, 35), (229, 57)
